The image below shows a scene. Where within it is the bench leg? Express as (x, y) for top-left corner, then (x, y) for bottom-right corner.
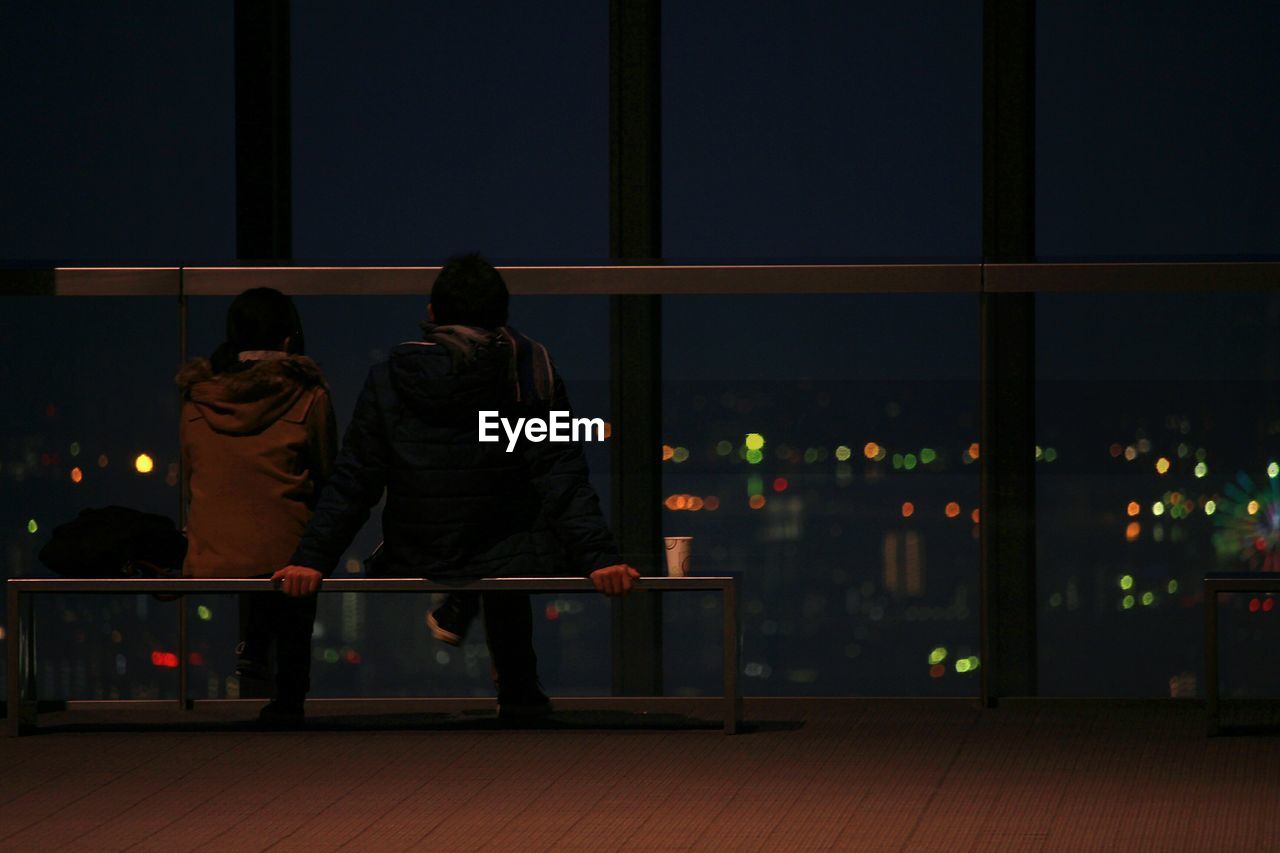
(1205, 588), (1219, 736)
(6, 585), (18, 737)
(178, 597), (189, 710)
(7, 587), (34, 736)
(723, 581), (742, 734)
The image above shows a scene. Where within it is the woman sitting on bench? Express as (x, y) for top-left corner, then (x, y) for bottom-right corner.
(177, 288), (336, 727)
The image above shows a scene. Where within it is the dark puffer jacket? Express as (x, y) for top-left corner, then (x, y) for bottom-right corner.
(290, 326), (619, 581)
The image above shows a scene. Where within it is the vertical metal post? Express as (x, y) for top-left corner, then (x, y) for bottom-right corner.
(609, 298), (663, 696)
(610, 0), (663, 696)
(1205, 585), (1219, 735)
(722, 579), (741, 734)
(21, 592), (34, 709)
(177, 603), (190, 708)
(980, 0), (1037, 705)
(234, 0), (292, 699)
(6, 588), (36, 735)
(235, 0), (292, 262)
(6, 585), (20, 736)
(177, 272), (190, 708)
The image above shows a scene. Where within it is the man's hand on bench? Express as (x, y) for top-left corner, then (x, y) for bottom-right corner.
(590, 564), (641, 597)
(272, 565), (324, 597)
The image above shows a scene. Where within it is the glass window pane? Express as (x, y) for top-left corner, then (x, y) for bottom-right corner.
(1037, 3), (1280, 258)
(1, 298), (180, 699)
(292, 3), (608, 262)
(663, 2), (982, 261)
(0, 3), (234, 262)
(1037, 292), (1280, 697)
(663, 294), (979, 695)
(186, 294), (612, 697)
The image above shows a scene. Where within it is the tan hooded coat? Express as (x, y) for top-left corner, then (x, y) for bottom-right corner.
(176, 355), (337, 578)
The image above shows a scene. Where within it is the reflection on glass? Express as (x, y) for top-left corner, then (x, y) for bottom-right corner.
(1, 298), (180, 700)
(662, 295), (979, 695)
(292, 3), (607, 261)
(1037, 3), (1280, 257)
(1038, 292), (1280, 697)
(0, 3), (233, 262)
(663, 2), (981, 260)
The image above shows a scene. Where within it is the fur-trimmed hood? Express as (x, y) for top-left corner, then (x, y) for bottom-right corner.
(176, 355), (327, 436)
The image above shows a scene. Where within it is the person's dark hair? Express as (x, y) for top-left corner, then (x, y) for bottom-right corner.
(430, 253), (509, 329)
(210, 287), (305, 373)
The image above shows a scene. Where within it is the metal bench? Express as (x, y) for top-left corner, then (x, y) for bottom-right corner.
(1204, 571), (1280, 735)
(6, 575), (742, 736)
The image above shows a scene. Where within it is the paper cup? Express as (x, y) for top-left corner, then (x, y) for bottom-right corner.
(664, 536), (693, 577)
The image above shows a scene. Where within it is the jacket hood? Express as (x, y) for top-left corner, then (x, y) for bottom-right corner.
(389, 325), (511, 420)
(176, 355), (326, 435)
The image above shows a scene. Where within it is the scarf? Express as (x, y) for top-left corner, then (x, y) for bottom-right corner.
(419, 322), (554, 404)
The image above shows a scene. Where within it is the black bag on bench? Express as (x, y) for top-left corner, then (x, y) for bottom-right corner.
(38, 506), (187, 578)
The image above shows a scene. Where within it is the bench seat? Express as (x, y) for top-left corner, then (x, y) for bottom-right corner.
(6, 576), (741, 735)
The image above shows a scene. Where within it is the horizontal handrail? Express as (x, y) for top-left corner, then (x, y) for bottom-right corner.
(985, 262), (1280, 292)
(3, 261), (1278, 296)
(1202, 574), (1280, 592)
(7, 576), (734, 593)
(183, 264), (982, 295)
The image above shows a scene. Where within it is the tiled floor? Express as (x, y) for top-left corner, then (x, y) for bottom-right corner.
(2, 698), (1279, 851)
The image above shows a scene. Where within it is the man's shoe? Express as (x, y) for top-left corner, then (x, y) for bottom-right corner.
(497, 683), (553, 720)
(235, 642), (271, 682)
(236, 660), (270, 680)
(427, 593), (479, 647)
(256, 699), (305, 730)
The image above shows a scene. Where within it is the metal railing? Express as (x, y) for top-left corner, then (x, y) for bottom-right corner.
(5, 261), (1280, 296)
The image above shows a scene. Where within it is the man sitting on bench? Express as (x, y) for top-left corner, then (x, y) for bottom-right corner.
(273, 254), (638, 719)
